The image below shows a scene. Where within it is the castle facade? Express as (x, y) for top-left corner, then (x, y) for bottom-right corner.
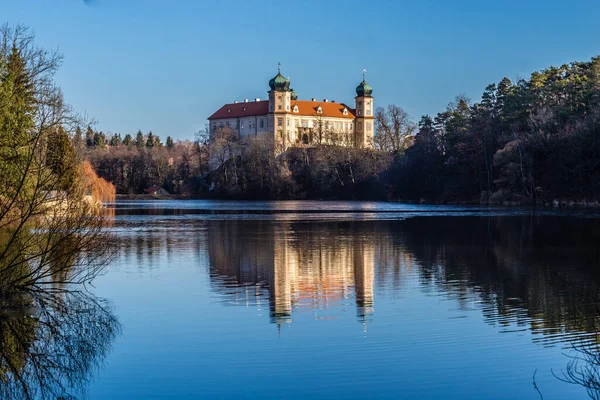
(208, 66), (374, 150)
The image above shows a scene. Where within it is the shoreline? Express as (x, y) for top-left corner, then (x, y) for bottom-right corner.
(115, 194), (600, 208)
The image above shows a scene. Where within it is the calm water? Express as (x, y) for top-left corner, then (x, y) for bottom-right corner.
(80, 201), (600, 399)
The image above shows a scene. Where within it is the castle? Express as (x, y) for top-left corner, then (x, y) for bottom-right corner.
(208, 65), (374, 150)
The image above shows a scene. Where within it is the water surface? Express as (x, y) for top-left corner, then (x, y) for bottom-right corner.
(87, 200), (600, 399)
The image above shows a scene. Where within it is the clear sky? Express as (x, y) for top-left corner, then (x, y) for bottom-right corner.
(4, 0), (600, 140)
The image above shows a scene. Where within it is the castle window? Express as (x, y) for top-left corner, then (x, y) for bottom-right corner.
(366, 122), (372, 131)
(358, 101), (362, 107)
(278, 105), (282, 110)
(226, 121), (230, 127)
(286, 105), (290, 111)
(242, 107), (246, 112)
(302, 120), (308, 128)
(316, 106), (322, 114)
(358, 121), (363, 130)
(249, 121), (253, 129)
(366, 108), (371, 116)
(342, 108), (348, 115)
(287, 119), (290, 126)
(240, 121), (244, 129)
(358, 110), (362, 116)
(277, 118), (283, 127)
(293, 105), (299, 113)
(260, 120), (264, 128)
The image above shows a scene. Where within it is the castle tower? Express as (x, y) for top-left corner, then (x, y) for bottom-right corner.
(354, 69), (374, 148)
(268, 63), (291, 148)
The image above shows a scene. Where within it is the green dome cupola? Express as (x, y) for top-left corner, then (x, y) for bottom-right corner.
(356, 69), (373, 97)
(290, 88), (298, 100)
(269, 63), (290, 91)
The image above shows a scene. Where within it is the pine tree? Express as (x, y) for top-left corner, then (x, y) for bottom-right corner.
(123, 134), (133, 147)
(46, 126), (77, 192)
(85, 126), (95, 147)
(0, 44), (36, 198)
(146, 131), (155, 149)
(109, 133), (122, 147)
(135, 130), (144, 149)
(166, 136), (174, 149)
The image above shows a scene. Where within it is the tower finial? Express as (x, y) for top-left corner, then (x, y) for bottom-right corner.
(362, 68), (367, 80)
(278, 62), (281, 73)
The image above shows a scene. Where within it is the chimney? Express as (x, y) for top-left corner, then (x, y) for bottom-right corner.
(244, 99), (249, 103)
(331, 100), (335, 103)
(323, 98), (329, 102)
(311, 97), (316, 101)
(255, 98), (260, 102)
(234, 101), (238, 104)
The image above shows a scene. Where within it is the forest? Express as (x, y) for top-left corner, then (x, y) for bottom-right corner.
(85, 55), (600, 205)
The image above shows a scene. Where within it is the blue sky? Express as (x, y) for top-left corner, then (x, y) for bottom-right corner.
(4, 0), (600, 140)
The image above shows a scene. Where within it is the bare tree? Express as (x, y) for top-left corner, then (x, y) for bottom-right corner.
(374, 104), (416, 153)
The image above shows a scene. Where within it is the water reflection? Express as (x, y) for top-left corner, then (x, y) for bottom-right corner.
(111, 212), (600, 347)
(207, 221), (376, 325)
(0, 291), (120, 399)
(201, 217), (600, 346)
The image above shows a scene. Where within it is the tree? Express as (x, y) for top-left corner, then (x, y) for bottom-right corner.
(146, 131), (155, 148)
(134, 129), (144, 149)
(46, 126), (77, 192)
(374, 104), (415, 153)
(93, 130), (106, 148)
(122, 133), (133, 147)
(166, 135), (174, 149)
(0, 24), (114, 297)
(85, 125), (95, 147)
(109, 133), (122, 147)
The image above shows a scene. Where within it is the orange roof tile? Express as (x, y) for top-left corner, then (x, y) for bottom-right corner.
(208, 100), (356, 120)
(208, 101), (269, 120)
(291, 101), (355, 119)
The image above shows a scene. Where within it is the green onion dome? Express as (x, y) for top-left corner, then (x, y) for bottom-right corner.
(269, 72), (290, 91)
(356, 79), (373, 97)
(290, 89), (298, 100)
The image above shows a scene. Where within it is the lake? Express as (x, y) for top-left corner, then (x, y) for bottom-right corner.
(85, 200), (600, 399)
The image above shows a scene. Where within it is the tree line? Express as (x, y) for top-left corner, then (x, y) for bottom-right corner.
(389, 58), (600, 204)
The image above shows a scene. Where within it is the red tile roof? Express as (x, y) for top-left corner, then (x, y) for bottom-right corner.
(208, 99), (356, 120)
(208, 101), (269, 120)
(291, 101), (355, 119)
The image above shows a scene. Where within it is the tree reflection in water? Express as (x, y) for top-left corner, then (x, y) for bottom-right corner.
(0, 290), (120, 400)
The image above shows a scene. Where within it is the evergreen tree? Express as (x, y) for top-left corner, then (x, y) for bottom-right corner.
(146, 131), (155, 149)
(85, 126), (95, 147)
(135, 130), (144, 149)
(0, 44), (35, 199)
(166, 136), (174, 149)
(123, 134), (133, 147)
(109, 133), (122, 147)
(94, 131), (107, 148)
(46, 126), (77, 191)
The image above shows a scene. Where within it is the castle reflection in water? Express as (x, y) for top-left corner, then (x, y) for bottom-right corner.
(207, 220), (399, 325)
(114, 213), (600, 346)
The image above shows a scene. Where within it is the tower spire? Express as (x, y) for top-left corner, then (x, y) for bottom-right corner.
(362, 68), (366, 81)
(278, 61), (281, 73)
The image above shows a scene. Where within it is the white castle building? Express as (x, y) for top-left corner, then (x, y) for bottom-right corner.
(208, 65), (374, 150)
